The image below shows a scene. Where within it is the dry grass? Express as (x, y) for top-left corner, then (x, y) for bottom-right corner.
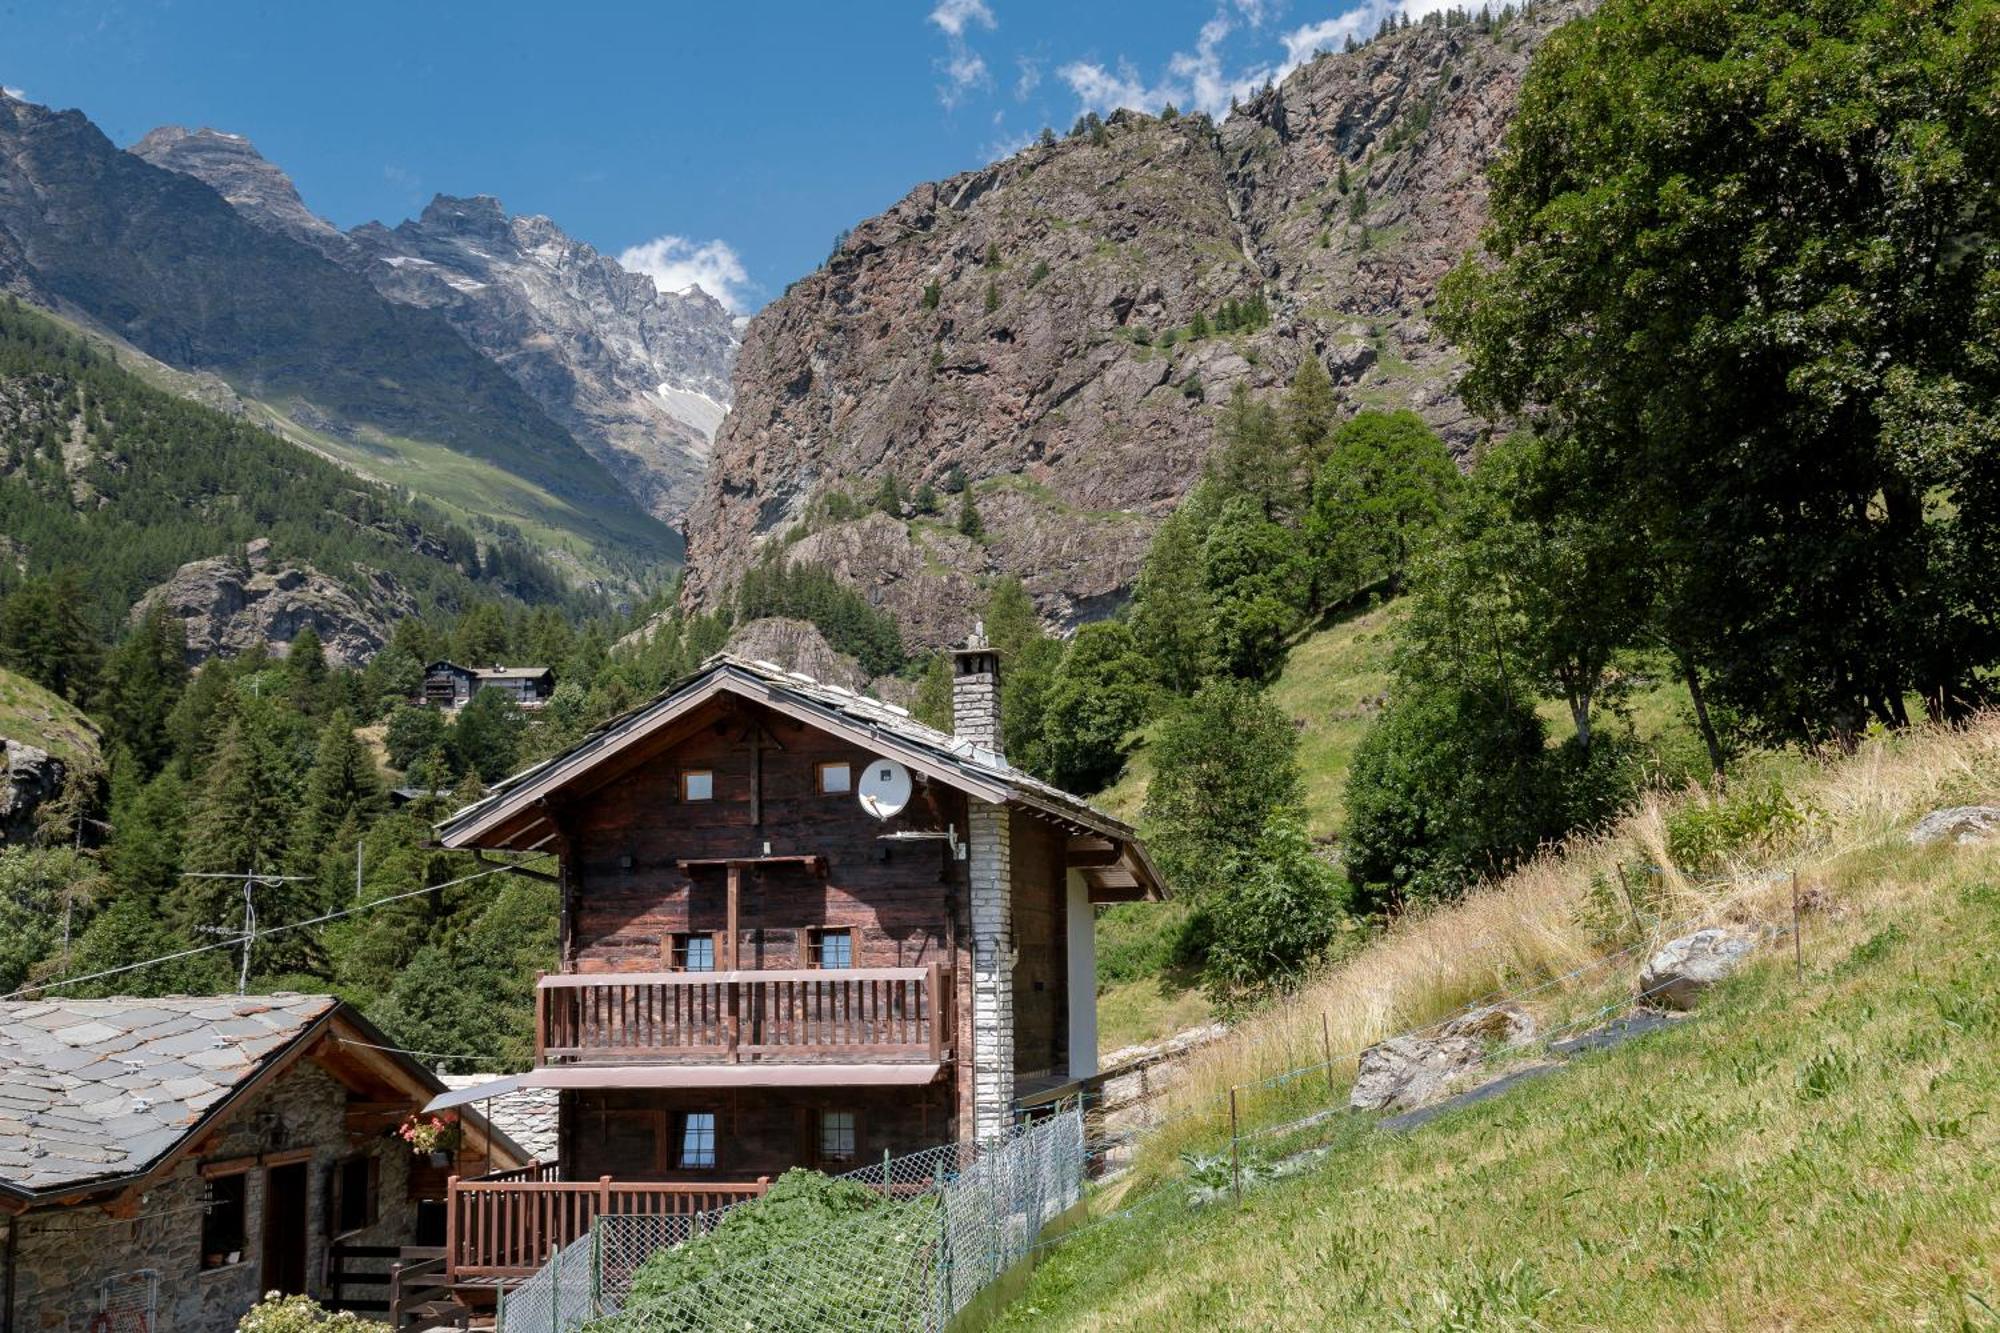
(1137, 716), (2000, 1171)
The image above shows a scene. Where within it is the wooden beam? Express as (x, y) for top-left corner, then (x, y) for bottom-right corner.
(676, 855), (825, 872)
(1065, 836), (1124, 869)
(473, 851), (560, 886)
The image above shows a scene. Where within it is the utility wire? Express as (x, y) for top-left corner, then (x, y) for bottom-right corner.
(2, 855), (555, 1001)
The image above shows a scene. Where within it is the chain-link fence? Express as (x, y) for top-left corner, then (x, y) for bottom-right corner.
(496, 1231), (595, 1333)
(499, 1106), (1086, 1333)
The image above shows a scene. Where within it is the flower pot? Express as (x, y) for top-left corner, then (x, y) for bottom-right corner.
(428, 1150), (452, 1167)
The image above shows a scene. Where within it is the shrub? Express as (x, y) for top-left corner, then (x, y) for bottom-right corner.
(1199, 816), (1353, 1006)
(1342, 677), (1561, 911)
(238, 1294), (387, 1333)
(1663, 778), (1812, 875)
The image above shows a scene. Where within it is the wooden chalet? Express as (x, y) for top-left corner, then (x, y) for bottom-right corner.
(421, 662), (555, 710)
(427, 630), (1162, 1287)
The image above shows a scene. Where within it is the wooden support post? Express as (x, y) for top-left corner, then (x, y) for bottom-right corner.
(927, 962), (943, 1062)
(1613, 861), (1644, 939)
(726, 864), (741, 971)
(444, 1175), (459, 1281)
(533, 972), (546, 1067)
(598, 1175), (614, 1221)
(1321, 1013), (1336, 1101)
(1800, 868), (1816, 980)
(1229, 1086), (1242, 1205)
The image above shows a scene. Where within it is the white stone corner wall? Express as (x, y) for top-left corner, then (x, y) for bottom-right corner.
(967, 800), (1014, 1143)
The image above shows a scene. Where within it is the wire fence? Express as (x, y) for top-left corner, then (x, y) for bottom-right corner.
(497, 1106), (1087, 1333)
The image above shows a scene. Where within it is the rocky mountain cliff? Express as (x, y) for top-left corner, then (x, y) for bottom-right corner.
(686, 8), (1576, 645)
(0, 95), (670, 577)
(133, 129), (739, 522)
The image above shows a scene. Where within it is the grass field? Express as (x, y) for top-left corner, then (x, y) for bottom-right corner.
(1000, 719), (2000, 1329)
(0, 667), (100, 767)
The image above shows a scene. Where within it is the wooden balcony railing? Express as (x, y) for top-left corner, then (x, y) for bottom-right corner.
(535, 965), (952, 1065)
(445, 1168), (770, 1281)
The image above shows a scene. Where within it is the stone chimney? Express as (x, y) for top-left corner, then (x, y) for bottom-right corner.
(952, 622), (1003, 759)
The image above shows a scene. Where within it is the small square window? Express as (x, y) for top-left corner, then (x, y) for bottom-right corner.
(818, 1110), (857, 1163)
(681, 770), (714, 802)
(672, 934), (716, 972)
(810, 928), (854, 970)
(676, 1111), (717, 1169)
(817, 762), (852, 795)
(200, 1171), (248, 1268)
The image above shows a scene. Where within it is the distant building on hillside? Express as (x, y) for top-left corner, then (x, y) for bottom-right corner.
(420, 661), (555, 710)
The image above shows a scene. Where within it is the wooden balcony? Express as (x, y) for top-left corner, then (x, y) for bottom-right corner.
(445, 1163), (770, 1282)
(535, 965), (953, 1066)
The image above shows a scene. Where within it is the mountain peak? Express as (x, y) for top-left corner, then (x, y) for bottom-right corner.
(418, 193), (511, 238)
(130, 123), (343, 253)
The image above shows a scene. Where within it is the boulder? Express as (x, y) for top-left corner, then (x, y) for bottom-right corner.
(1440, 1003), (1537, 1046)
(1638, 928), (1758, 1011)
(0, 739), (64, 846)
(1908, 805), (2000, 847)
(723, 617), (869, 693)
(1349, 1033), (1486, 1114)
(131, 550), (413, 668)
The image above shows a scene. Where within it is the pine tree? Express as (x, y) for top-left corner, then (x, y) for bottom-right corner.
(957, 489), (985, 539)
(291, 709), (387, 870)
(1283, 356), (1340, 472)
(95, 607), (189, 776)
(983, 279), (1000, 314)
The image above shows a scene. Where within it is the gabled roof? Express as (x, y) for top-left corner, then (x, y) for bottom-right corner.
(425, 660), (552, 681)
(0, 994), (524, 1205)
(436, 654), (1163, 899)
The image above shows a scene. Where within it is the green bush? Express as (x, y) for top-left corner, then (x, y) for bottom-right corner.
(621, 1169), (936, 1326)
(1663, 778), (1811, 875)
(1342, 677), (1561, 911)
(1198, 817), (1354, 1006)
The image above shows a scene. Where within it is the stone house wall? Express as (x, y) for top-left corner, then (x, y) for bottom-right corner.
(5, 1059), (420, 1333)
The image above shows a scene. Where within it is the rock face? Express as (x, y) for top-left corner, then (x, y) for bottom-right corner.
(722, 617), (870, 693)
(346, 196), (738, 521)
(1638, 928), (1759, 1011)
(0, 739), (63, 845)
(686, 7), (1581, 636)
(129, 126), (357, 261)
(1440, 1003), (1537, 1045)
(133, 555), (414, 668)
(1908, 805), (2000, 847)
(0, 98), (649, 550)
(133, 130), (739, 524)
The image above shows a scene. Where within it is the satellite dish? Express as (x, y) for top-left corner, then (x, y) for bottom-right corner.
(857, 758), (913, 820)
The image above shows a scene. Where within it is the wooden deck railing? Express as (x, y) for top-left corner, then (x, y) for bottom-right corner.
(445, 1170), (770, 1281)
(536, 965), (952, 1065)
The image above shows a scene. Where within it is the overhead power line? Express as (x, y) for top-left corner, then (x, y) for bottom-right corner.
(2, 853), (555, 1002)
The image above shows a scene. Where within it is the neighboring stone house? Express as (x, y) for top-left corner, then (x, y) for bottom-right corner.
(0, 995), (524, 1333)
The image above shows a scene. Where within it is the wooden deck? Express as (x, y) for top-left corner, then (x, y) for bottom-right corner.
(445, 1163), (770, 1281)
(535, 966), (952, 1066)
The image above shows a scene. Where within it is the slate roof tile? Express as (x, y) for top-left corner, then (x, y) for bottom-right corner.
(0, 993), (335, 1194)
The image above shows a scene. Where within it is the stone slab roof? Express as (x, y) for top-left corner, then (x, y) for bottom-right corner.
(0, 993), (335, 1194)
(438, 1074), (558, 1162)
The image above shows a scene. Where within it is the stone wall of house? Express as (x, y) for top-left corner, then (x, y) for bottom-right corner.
(967, 800), (1015, 1144)
(6, 1059), (420, 1333)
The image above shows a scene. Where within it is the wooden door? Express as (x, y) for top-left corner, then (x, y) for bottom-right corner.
(262, 1162), (310, 1296)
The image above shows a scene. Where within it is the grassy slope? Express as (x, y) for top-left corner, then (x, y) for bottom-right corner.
(1000, 721), (2000, 1329)
(39, 305), (673, 586)
(0, 667), (100, 766)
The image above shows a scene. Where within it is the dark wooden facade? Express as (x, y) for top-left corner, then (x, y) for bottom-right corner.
(528, 696), (1072, 1172)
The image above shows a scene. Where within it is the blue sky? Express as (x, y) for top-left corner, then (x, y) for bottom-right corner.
(1, 0), (1427, 313)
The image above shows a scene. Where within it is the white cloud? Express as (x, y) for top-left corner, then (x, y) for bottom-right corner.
(1014, 55), (1041, 100)
(1056, 1), (1448, 121)
(928, 0), (996, 38)
(929, 0), (998, 108)
(619, 235), (753, 313)
(1, 86), (26, 102)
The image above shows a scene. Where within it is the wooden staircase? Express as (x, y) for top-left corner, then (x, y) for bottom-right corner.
(328, 1245), (470, 1333)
